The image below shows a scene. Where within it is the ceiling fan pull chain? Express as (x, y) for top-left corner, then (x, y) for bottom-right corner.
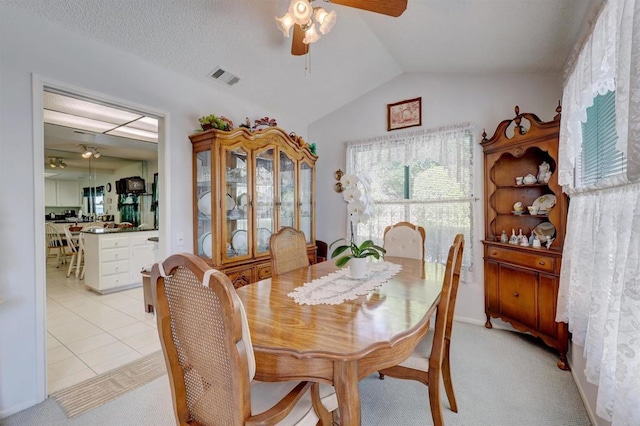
(304, 51), (312, 77)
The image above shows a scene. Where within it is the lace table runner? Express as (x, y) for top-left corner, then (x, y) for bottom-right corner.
(288, 261), (402, 305)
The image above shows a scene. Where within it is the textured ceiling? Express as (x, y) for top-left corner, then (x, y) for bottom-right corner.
(4, 0), (599, 124)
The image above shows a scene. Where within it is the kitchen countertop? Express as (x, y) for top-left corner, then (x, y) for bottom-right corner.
(82, 228), (158, 234)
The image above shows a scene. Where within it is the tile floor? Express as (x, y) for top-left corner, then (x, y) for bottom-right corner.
(46, 260), (160, 395)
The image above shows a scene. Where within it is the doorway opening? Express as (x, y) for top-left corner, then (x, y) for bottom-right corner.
(37, 83), (166, 397)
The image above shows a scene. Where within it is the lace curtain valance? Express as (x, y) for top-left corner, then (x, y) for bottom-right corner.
(558, 0), (639, 189)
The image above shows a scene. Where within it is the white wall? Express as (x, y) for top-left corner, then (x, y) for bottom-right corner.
(0, 6), (306, 417)
(309, 72), (563, 326)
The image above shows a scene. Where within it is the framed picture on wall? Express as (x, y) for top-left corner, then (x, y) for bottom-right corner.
(387, 97), (422, 131)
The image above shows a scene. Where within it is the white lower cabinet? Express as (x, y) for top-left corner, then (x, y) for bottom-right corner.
(84, 230), (159, 294)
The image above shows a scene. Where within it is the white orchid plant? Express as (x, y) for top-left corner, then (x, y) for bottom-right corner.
(330, 173), (385, 267)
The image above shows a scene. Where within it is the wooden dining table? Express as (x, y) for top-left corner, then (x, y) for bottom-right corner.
(235, 256), (445, 425)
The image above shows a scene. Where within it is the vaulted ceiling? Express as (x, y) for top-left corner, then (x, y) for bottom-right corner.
(5, 0), (600, 124)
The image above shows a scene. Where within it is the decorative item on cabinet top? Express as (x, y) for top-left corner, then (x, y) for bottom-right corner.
(199, 114), (233, 131)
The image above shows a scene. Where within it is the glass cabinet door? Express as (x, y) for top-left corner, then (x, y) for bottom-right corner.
(255, 148), (275, 254)
(299, 161), (313, 243)
(279, 152), (296, 230)
(195, 150), (212, 258)
(222, 146), (249, 261)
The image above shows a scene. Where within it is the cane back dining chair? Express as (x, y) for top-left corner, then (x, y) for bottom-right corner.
(45, 223), (69, 268)
(383, 222), (426, 260)
(269, 227), (310, 276)
(63, 225), (81, 278)
(379, 234), (464, 426)
(151, 253), (337, 425)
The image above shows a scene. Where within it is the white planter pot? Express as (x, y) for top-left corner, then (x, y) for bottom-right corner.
(348, 257), (368, 279)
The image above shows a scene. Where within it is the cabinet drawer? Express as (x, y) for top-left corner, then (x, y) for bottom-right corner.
(256, 263), (272, 280)
(101, 237), (128, 249)
(131, 235), (156, 246)
(100, 272), (132, 290)
(101, 260), (129, 276)
(225, 267), (253, 289)
(486, 246), (554, 273)
(101, 248), (129, 262)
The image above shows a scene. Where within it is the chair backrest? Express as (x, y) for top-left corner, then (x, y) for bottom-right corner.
(63, 226), (78, 253)
(45, 223), (64, 249)
(429, 234), (464, 371)
(383, 221), (426, 260)
(445, 234), (465, 341)
(152, 253), (256, 425)
(269, 227), (310, 276)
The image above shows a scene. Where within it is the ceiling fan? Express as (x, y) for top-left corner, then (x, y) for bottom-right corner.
(276, 0), (408, 56)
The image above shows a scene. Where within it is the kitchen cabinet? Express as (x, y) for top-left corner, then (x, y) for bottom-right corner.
(45, 179), (81, 207)
(84, 229), (158, 294)
(189, 127), (317, 288)
(481, 105), (569, 369)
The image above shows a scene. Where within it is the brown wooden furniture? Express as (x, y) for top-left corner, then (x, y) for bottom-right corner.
(190, 127), (317, 289)
(151, 253), (337, 425)
(140, 271), (153, 313)
(235, 256), (444, 426)
(383, 221), (426, 260)
(481, 105), (569, 369)
(269, 227), (310, 276)
(378, 235), (464, 426)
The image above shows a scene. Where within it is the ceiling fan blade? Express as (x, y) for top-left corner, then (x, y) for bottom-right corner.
(330, 0), (407, 17)
(291, 24), (309, 56)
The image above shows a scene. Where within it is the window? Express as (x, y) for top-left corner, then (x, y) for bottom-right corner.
(578, 90), (626, 186)
(347, 125), (474, 267)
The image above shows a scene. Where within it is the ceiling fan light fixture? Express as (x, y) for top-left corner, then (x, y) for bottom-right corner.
(48, 157), (67, 168)
(316, 9), (336, 35)
(276, 13), (294, 37)
(289, 0), (312, 25)
(80, 144), (101, 159)
(303, 23), (320, 44)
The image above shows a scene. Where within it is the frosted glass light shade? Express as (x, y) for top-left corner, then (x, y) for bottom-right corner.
(303, 23), (320, 44)
(275, 13), (294, 37)
(315, 9), (337, 34)
(289, 0), (312, 25)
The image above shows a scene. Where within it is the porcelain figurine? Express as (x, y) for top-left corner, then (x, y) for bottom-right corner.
(523, 173), (537, 185)
(509, 229), (519, 245)
(537, 161), (552, 184)
(520, 234), (529, 246)
(500, 230), (508, 243)
(533, 236), (541, 248)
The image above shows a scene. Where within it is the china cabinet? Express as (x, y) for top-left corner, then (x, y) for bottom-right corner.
(481, 105), (569, 369)
(190, 127), (317, 288)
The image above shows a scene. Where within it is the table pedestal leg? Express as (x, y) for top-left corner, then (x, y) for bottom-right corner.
(334, 360), (360, 425)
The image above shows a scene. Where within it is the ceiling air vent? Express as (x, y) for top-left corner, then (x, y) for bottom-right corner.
(209, 67), (240, 86)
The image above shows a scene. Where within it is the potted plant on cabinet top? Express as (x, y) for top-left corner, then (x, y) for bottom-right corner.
(199, 114), (233, 131)
(330, 174), (385, 278)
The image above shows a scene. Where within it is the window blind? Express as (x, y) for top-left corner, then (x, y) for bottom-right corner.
(579, 90), (626, 186)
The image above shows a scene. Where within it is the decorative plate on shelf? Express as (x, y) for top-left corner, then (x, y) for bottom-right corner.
(226, 193), (236, 210)
(199, 232), (213, 258)
(197, 191), (212, 216)
(511, 211), (524, 215)
(533, 222), (556, 243)
(231, 229), (247, 254)
(237, 192), (248, 207)
(533, 194), (556, 212)
(257, 228), (272, 251)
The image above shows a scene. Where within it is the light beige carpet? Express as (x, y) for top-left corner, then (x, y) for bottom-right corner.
(52, 351), (166, 418)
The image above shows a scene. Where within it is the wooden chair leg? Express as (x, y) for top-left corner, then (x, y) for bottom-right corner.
(66, 252), (76, 277)
(428, 367), (444, 426)
(442, 338), (458, 412)
(310, 383), (332, 426)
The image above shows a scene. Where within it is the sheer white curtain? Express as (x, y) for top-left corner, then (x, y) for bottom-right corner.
(345, 124), (474, 267)
(556, 0), (640, 424)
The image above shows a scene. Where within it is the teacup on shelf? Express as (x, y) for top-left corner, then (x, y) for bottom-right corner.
(528, 206), (538, 215)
